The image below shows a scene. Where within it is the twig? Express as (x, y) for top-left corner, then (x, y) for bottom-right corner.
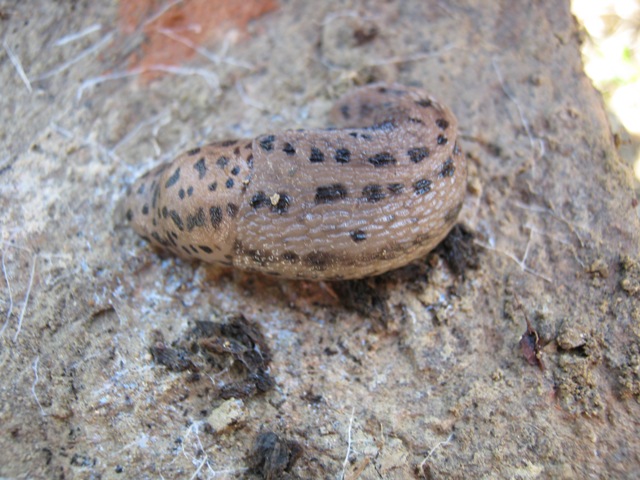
(155, 27), (253, 69)
(0, 248), (14, 338)
(32, 356), (45, 416)
(3, 40), (32, 93)
(14, 253), (37, 342)
(33, 31), (115, 82)
(492, 58), (542, 171)
(53, 24), (102, 47)
(474, 233), (552, 283)
(340, 407), (356, 480)
(77, 64), (220, 100)
(142, 0), (185, 28)
(419, 433), (453, 473)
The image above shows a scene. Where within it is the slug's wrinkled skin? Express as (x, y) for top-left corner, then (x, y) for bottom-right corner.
(124, 83), (466, 280)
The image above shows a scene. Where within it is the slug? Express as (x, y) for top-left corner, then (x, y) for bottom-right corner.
(124, 83), (466, 280)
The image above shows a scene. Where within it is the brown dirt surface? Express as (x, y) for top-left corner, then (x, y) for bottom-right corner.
(1, 1), (640, 479)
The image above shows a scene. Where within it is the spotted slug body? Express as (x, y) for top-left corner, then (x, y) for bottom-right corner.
(124, 83), (466, 280)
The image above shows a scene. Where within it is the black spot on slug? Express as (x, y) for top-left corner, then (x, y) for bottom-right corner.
(310, 147), (325, 163)
(362, 184), (385, 203)
(350, 230), (367, 242)
(436, 118), (449, 130)
(142, 204), (149, 215)
(165, 168), (180, 188)
(162, 206), (168, 218)
(387, 183), (404, 194)
(315, 184), (348, 204)
(408, 117), (424, 124)
(187, 147), (201, 156)
(210, 206), (223, 229)
(126, 209), (133, 221)
(437, 135), (448, 145)
(259, 135), (275, 151)
(250, 191), (270, 209)
(335, 148), (351, 164)
(340, 104), (350, 119)
(368, 152), (396, 167)
(216, 156), (229, 169)
(272, 193), (291, 214)
(413, 179), (432, 195)
(178, 188), (185, 199)
(226, 178), (234, 189)
(208, 182), (217, 191)
(194, 158), (207, 179)
(439, 158), (455, 178)
(137, 183), (146, 194)
(231, 166), (240, 176)
(199, 245), (213, 254)
(187, 186), (193, 197)
(227, 203), (238, 218)
(282, 143), (296, 156)
(407, 147), (429, 163)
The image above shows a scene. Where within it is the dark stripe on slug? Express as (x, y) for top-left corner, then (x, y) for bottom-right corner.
(407, 147), (429, 163)
(259, 135), (275, 151)
(165, 168), (180, 188)
(199, 245), (213, 254)
(208, 182), (217, 191)
(187, 147), (201, 156)
(137, 183), (146, 194)
(444, 201), (464, 223)
(227, 203), (238, 218)
(194, 158), (207, 179)
(169, 210), (184, 231)
(186, 207), (206, 231)
(413, 179), (432, 195)
(368, 152), (396, 167)
(315, 184), (348, 204)
(310, 147), (325, 163)
(415, 99), (432, 108)
(221, 139), (237, 147)
(362, 184), (385, 203)
(281, 251), (299, 263)
(304, 251), (333, 271)
(210, 206), (223, 229)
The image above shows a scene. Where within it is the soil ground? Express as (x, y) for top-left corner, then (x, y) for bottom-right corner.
(1, 1), (639, 479)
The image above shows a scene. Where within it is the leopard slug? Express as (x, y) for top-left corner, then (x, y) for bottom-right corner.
(124, 83), (466, 280)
